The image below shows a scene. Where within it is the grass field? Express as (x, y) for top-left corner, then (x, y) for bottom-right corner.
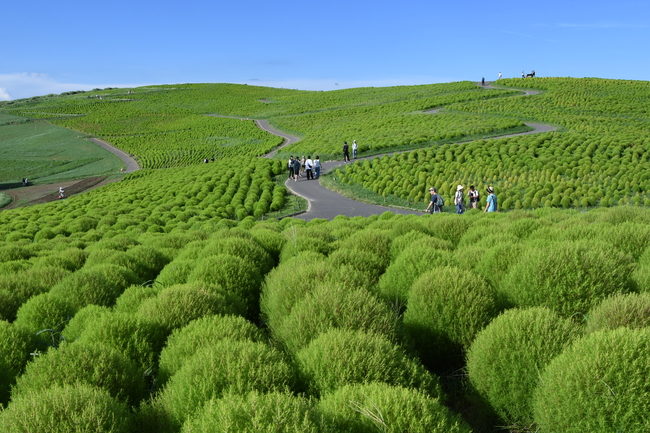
(0, 114), (124, 189)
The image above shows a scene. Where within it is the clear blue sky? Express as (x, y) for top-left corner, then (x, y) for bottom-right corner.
(2, 0), (648, 100)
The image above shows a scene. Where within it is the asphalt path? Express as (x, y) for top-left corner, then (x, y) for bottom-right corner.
(88, 138), (139, 173)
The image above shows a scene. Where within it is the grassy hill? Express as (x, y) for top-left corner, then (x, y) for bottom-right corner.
(1, 78), (650, 433)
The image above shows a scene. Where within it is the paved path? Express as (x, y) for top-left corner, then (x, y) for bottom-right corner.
(88, 138), (139, 173)
(252, 83), (555, 220)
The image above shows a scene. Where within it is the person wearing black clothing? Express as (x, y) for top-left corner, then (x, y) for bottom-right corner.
(343, 142), (350, 162)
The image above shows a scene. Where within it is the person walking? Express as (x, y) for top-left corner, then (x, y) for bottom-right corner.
(305, 156), (314, 180)
(300, 156), (306, 177)
(425, 187), (442, 213)
(481, 77), (485, 86)
(498, 72), (502, 79)
(454, 185), (465, 214)
(485, 186), (498, 212)
(468, 185), (479, 209)
(292, 157), (301, 182)
(313, 156), (321, 179)
(352, 140), (358, 159)
(343, 142), (350, 162)
(288, 156), (295, 179)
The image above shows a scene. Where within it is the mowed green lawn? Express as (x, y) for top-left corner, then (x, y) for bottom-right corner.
(0, 114), (124, 189)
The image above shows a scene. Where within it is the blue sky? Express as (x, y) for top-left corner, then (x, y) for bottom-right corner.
(2, 0), (648, 100)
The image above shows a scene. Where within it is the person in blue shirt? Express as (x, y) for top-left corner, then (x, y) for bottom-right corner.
(485, 186), (498, 212)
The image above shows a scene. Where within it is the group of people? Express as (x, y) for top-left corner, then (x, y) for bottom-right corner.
(426, 185), (497, 214)
(287, 155), (321, 181)
(342, 140), (358, 162)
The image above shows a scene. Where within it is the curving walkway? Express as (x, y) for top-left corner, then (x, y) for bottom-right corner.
(253, 83), (556, 220)
(88, 138), (140, 173)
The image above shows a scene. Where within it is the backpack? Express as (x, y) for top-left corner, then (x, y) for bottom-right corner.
(437, 195), (444, 207)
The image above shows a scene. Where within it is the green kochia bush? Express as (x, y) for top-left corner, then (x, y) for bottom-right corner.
(296, 329), (442, 398)
(60, 304), (110, 342)
(157, 339), (297, 430)
(378, 245), (459, 307)
(585, 292), (650, 333)
(155, 258), (196, 287)
(182, 391), (323, 433)
(113, 285), (160, 314)
(158, 315), (265, 386)
(533, 327), (650, 432)
(466, 307), (579, 428)
(13, 341), (146, 406)
(0, 322), (36, 405)
(404, 267), (499, 371)
(135, 283), (245, 334)
(0, 384), (133, 433)
(13, 292), (76, 339)
(187, 254), (261, 319)
(272, 283), (399, 354)
(499, 240), (636, 317)
(48, 264), (138, 310)
(74, 311), (167, 371)
(319, 382), (472, 433)
(202, 235), (274, 274)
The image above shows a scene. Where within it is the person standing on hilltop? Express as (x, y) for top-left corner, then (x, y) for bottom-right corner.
(352, 140), (358, 159)
(498, 72), (502, 79)
(343, 142), (350, 162)
(481, 77), (485, 86)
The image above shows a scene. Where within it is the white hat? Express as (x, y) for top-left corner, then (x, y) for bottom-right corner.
(457, 185), (464, 191)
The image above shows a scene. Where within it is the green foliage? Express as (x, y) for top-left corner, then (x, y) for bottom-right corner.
(533, 327), (650, 432)
(0, 384), (133, 433)
(404, 267), (499, 371)
(586, 292), (650, 333)
(378, 244), (459, 307)
(61, 304), (110, 342)
(319, 382), (471, 433)
(202, 233), (274, 274)
(13, 341), (146, 406)
(13, 292), (76, 341)
(466, 307), (579, 427)
(135, 283), (246, 334)
(296, 329), (442, 398)
(186, 254), (262, 319)
(182, 391), (324, 433)
(157, 340), (296, 429)
(499, 240), (636, 316)
(0, 321), (36, 405)
(272, 283), (399, 354)
(113, 285), (160, 314)
(158, 315), (265, 386)
(73, 311), (166, 371)
(48, 264), (138, 310)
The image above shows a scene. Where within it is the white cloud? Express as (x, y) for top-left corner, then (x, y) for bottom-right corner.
(0, 72), (150, 101)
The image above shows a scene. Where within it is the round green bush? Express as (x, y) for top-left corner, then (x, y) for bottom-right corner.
(273, 283), (399, 354)
(0, 356), (12, 406)
(632, 245), (650, 293)
(390, 230), (453, 261)
(202, 236), (274, 274)
(586, 292), (650, 333)
(0, 321), (37, 376)
(187, 254), (261, 318)
(61, 304), (111, 342)
(13, 292), (76, 340)
(499, 240), (636, 317)
(0, 384), (132, 433)
(319, 382), (471, 433)
(74, 312), (167, 371)
(403, 266), (498, 371)
(533, 327), (650, 432)
(49, 264), (138, 309)
(378, 245), (459, 307)
(474, 241), (526, 290)
(135, 283), (245, 334)
(466, 307), (579, 427)
(13, 341), (146, 406)
(158, 340), (296, 429)
(158, 315), (265, 386)
(279, 225), (336, 263)
(29, 248), (87, 272)
(326, 248), (387, 286)
(155, 258), (196, 287)
(296, 329), (442, 398)
(336, 229), (393, 271)
(113, 285), (160, 314)
(182, 391), (323, 433)
(249, 226), (286, 261)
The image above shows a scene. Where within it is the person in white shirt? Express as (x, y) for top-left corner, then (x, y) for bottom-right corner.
(352, 140), (358, 159)
(305, 156), (314, 180)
